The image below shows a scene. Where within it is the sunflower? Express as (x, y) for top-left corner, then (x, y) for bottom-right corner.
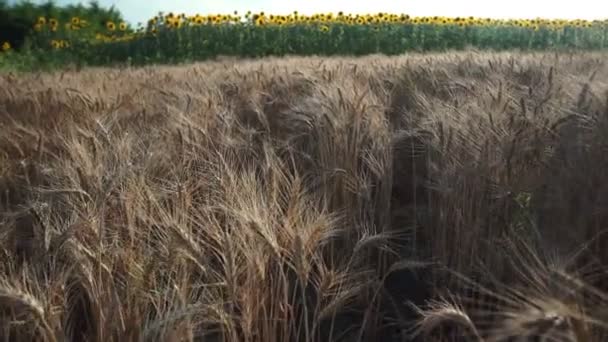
(119, 22), (127, 31)
(33, 23), (42, 31)
(319, 25), (329, 32)
(50, 40), (61, 49)
(49, 18), (58, 26)
(37, 17), (46, 25)
(71, 17), (80, 25)
(1, 41), (10, 52)
(106, 21), (116, 31)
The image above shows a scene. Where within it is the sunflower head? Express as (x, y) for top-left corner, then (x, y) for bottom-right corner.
(37, 17), (46, 25)
(119, 22), (127, 31)
(1, 41), (10, 52)
(71, 17), (80, 25)
(106, 21), (116, 31)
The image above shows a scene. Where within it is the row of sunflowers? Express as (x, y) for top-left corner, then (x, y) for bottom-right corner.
(2, 11), (607, 67)
(153, 12), (606, 29)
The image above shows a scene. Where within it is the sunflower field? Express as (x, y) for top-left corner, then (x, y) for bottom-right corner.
(2, 5), (608, 69)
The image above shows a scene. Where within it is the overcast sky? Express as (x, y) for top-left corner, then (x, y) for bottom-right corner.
(11, 0), (608, 25)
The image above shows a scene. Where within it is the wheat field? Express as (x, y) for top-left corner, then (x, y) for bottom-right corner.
(1, 51), (608, 341)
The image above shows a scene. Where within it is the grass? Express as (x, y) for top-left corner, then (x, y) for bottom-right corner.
(1, 51), (608, 341)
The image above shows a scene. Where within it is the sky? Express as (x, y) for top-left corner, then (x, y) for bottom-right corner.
(10, 0), (608, 25)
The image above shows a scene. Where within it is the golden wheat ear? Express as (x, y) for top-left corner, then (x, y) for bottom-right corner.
(410, 295), (484, 342)
(0, 280), (57, 342)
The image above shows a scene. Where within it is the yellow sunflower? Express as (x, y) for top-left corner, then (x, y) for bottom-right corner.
(1, 41), (10, 52)
(106, 21), (116, 31)
(119, 22), (127, 31)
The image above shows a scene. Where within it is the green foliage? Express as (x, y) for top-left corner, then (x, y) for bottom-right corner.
(2, 7), (608, 70)
(0, 0), (124, 50)
(63, 22), (608, 67)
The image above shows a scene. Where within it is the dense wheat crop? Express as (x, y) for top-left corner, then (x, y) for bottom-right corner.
(1, 52), (608, 341)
